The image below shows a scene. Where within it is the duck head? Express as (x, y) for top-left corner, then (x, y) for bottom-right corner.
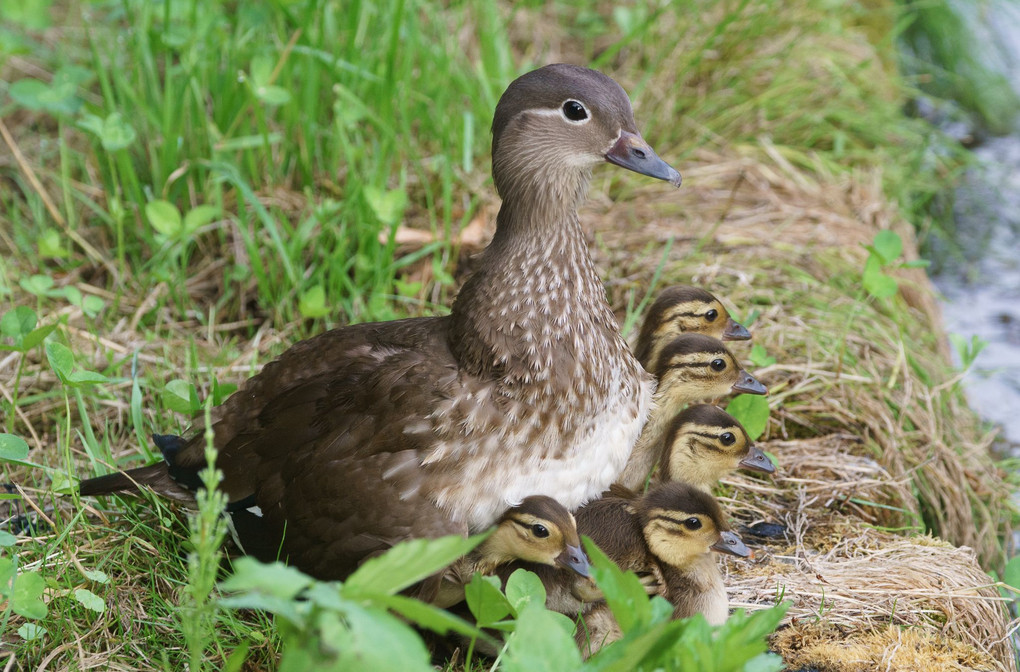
(636, 482), (749, 569)
(491, 64), (680, 206)
(653, 333), (768, 407)
(636, 286), (752, 373)
(482, 495), (591, 577)
(661, 405), (776, 490)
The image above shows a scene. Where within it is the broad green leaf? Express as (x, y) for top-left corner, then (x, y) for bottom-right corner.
(100, 113), (137, 151)
(183, 204), (220, 234)
(902, 258), (931, 269)
(870, 230), (902, 265)
(83, 568), (109, 584)
(503, 605), (582, 672)
(77, 113), (104, 137)
(862, 256), (898, 299)
(163, 379), (199, 414)
(63, 286), (83, 307)
(1, 306), (36, 338)
(464, 573), (513, 627)
(364, 186), (407, 226)
(298, 285), (330, 319)
(81, 295), (105, 317)
(146, 200), (183, 237)
(585, 619), (685, 671)
(9, 79), (50, 110)
(748, 343), (776, 368)
(0, 434), (30, 461)
(219, 592), (307, 627)
(584, 539), (650, 634)
(17, 623), (46, 641)
(373, 593), (488, 640)
(45, 341), (75, 382)
(219, 558), (314, 600)
(505, 568), (547, 615)
(67, 370), (110, 386)
(11, 570), (47, 619)
(344, 533), (486, 597)
(21, 323), (58, 350)
(327, 603), (433, 672)
(0, 556), (14, 592)
(38, 228), (66, 258)
(50, 470), (77, 495)
(0, 530), (17, 546)
(74, 587), (105, 613)
(1002, 555), (1020, 590)
(19, 274), (54, 297)
(725, 394), (770, 441)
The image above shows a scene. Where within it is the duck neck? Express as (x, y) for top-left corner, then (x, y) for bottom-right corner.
(449, 172), (623, 382)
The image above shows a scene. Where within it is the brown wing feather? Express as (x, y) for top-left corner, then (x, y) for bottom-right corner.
(163, 316), (475, 578)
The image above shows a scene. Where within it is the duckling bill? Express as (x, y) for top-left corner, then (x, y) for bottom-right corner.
(78, 64), (682, 581)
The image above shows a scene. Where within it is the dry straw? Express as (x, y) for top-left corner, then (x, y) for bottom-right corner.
(593, 145), (1017, 669)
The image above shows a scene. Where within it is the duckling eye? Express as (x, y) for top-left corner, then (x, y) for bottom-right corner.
(720, 432), (736, 446)
(532, 524), (550, 538)
(705, 309), (719, 322)
(683, 518), (702, 531)
(562, 100), (589, 122)
(710, 358), (727, 372)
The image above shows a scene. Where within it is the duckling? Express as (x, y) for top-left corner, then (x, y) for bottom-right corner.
(634, 286), (751, 374)
(655, 404), (774, 491)
(78, 65), (683, 580)
(574, 483), (749, 655)
(429, 496), (589, 608)
(617, 334), (767, 491)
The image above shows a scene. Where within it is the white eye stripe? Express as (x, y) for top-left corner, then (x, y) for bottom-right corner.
(523, 102), (592, 125)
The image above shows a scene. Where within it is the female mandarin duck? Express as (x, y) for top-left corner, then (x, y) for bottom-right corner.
(79, 64), (682, 580)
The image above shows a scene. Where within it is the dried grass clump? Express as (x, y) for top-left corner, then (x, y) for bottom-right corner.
(727, 530), (1013, 670)
(721, 434), (919, 533)
(772, 621), (999, 672)
(591, 143), (1016, 669)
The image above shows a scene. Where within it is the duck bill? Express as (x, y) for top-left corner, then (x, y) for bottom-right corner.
(605, 131), (682, 187)
(722, 319), (752, 341)
(711, 531), (751, 558)
(556, 544), (592, 578)
(738, 444), (776, 474)
(732, 370), (768, 395)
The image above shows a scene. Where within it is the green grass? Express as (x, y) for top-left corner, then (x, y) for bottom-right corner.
(0, 0), (1011, 668)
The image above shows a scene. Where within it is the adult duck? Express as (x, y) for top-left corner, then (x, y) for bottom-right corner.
(79, 64), (682, 580)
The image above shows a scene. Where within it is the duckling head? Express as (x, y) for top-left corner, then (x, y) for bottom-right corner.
(635, 482), (749, 569)
(653, 334), (768, 408)
(661, 405), (776, 489)
(490, 64), (681, 209)
(635, 286), (751, 372)
(481, 496), (591, 577)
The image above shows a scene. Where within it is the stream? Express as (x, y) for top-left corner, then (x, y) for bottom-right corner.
(930, 2), (1020, 448)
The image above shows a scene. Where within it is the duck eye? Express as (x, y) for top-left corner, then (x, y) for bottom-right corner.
(720, 432), (736, 446)
(683, 518), (702, 531)
(705, 309), (718, 321)
(562, 100), (588, 122)
(710, 358), (726, 372)
(532, 524), (550, 538)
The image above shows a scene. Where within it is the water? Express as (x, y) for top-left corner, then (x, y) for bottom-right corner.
(931, 1), (1020, 447)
